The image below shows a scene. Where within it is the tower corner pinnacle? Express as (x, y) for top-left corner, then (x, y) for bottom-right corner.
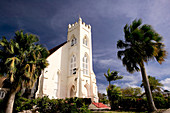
(78, 17), (82, 23)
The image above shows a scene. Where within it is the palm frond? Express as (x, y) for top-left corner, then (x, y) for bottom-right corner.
(117, 19), (166, 74)
(0, 30), (49, 90)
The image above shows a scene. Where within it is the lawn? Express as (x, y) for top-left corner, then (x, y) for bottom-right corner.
(91, 109), (167, 113)
(92, 111), (137, 113)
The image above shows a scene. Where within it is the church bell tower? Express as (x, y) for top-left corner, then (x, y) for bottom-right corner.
(66, 17), (98, 102)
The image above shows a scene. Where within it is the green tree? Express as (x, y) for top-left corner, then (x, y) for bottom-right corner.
(104, 69), (123, 110)
(0, 30), (49, 113)
(117, 19), (166, 111)
(107, 85), (122, 110)
(133, 87), (142, 97)
(141, 75), (163, 96)
(121, 87), (142, 97)
(104, 68), (123, 86)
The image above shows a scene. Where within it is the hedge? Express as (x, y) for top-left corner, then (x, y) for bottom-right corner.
(12, 96), (91, 113)
(117, 96), (170, 111)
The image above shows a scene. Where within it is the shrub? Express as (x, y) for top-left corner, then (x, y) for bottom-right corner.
(135, 98), (148, 111)
(118, 97), (148, 111)
(79, 103), (91, 113)
(167, 96), (170, 108)
(12, 96), (91, 113)
(36, 96), (52, 113)
(0, 99), (5, 113)
(13, 96), (37, 113)
(36, 96), (91, 113)
(107, 85), (122, 110)
(154, 96), (168, 109)
(118, 96), (169, 111)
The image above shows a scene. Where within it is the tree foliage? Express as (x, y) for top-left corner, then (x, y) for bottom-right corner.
(141, 75), (163, 93)
(104, 68), (123, 85)
(117, 19), (166, 73)
(0, 30), (49, 113)
(121, 87), (142, 97)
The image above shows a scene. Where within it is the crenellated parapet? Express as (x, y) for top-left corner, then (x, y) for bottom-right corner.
(68, 17), (91, 32)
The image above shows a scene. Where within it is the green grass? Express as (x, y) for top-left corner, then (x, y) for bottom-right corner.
(91, 111), (146, 113)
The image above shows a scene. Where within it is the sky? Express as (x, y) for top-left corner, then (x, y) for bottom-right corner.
(0, 0), (170, 94)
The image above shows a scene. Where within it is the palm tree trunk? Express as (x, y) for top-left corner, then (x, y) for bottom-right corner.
(139, 62), (157, 112)
(4, 89), (17, 113)
(33, 78), (39, 98)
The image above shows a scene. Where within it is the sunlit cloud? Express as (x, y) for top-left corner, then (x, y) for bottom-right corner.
(160, 78), (170, 91)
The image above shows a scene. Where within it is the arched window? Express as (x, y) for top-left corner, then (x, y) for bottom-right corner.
(71, 37), (77, 46)
(83, 37), (87, 46)
(70, 55), (76, 75)
(83, 54), (88, 75)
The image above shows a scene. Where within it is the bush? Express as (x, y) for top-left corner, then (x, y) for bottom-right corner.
(0, 99), (5, 113)
(135, 98), (148, 111)
(12, 95), (91, 113)
(118, 97), (148, 111)
(167, 96), (170, 108)
(154, 96), (167, 109)
(36, 96), (91, 113)
(107, 85), (122, 110)
(13, 96), (37, 113)
(118, 96), (169, 111)
(0, 99), (3, 106)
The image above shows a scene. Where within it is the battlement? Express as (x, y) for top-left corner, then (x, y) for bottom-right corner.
(68, 17), (91, 31)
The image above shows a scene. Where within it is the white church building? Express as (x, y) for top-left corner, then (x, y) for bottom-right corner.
(36, 17), (98, 102)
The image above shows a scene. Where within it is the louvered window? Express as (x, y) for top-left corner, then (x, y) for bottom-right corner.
(70, 55), (76, 75)
(83, 54), (88, 75)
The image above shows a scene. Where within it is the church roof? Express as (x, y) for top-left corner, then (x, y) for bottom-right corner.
(49, 41), (67, 55)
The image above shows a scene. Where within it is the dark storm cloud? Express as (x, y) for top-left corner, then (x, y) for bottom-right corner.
(0, 0), (70, 48)
(0, 0), (170, 93)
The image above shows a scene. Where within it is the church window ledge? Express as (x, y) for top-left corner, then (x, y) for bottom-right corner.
(44, 77), (48, 79)
(83, 75), (90, 78)
(69, 44), (78, 50)
(67, 75), (76, 78)
(82, 44), (89, 49)
(43, 94), (47, 96)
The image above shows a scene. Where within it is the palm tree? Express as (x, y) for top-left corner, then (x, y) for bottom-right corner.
(117, 19), (166, 111)
(104, 68), (123, 86)
(104, 69), (123, 110)
(0, 30), (49, 113)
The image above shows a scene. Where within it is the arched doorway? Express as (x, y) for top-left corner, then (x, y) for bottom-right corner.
(84, 83), (90, 98)
(70, 85), (76, 98)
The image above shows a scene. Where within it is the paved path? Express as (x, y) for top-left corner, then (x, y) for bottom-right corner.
(163, 108), (170, 113)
